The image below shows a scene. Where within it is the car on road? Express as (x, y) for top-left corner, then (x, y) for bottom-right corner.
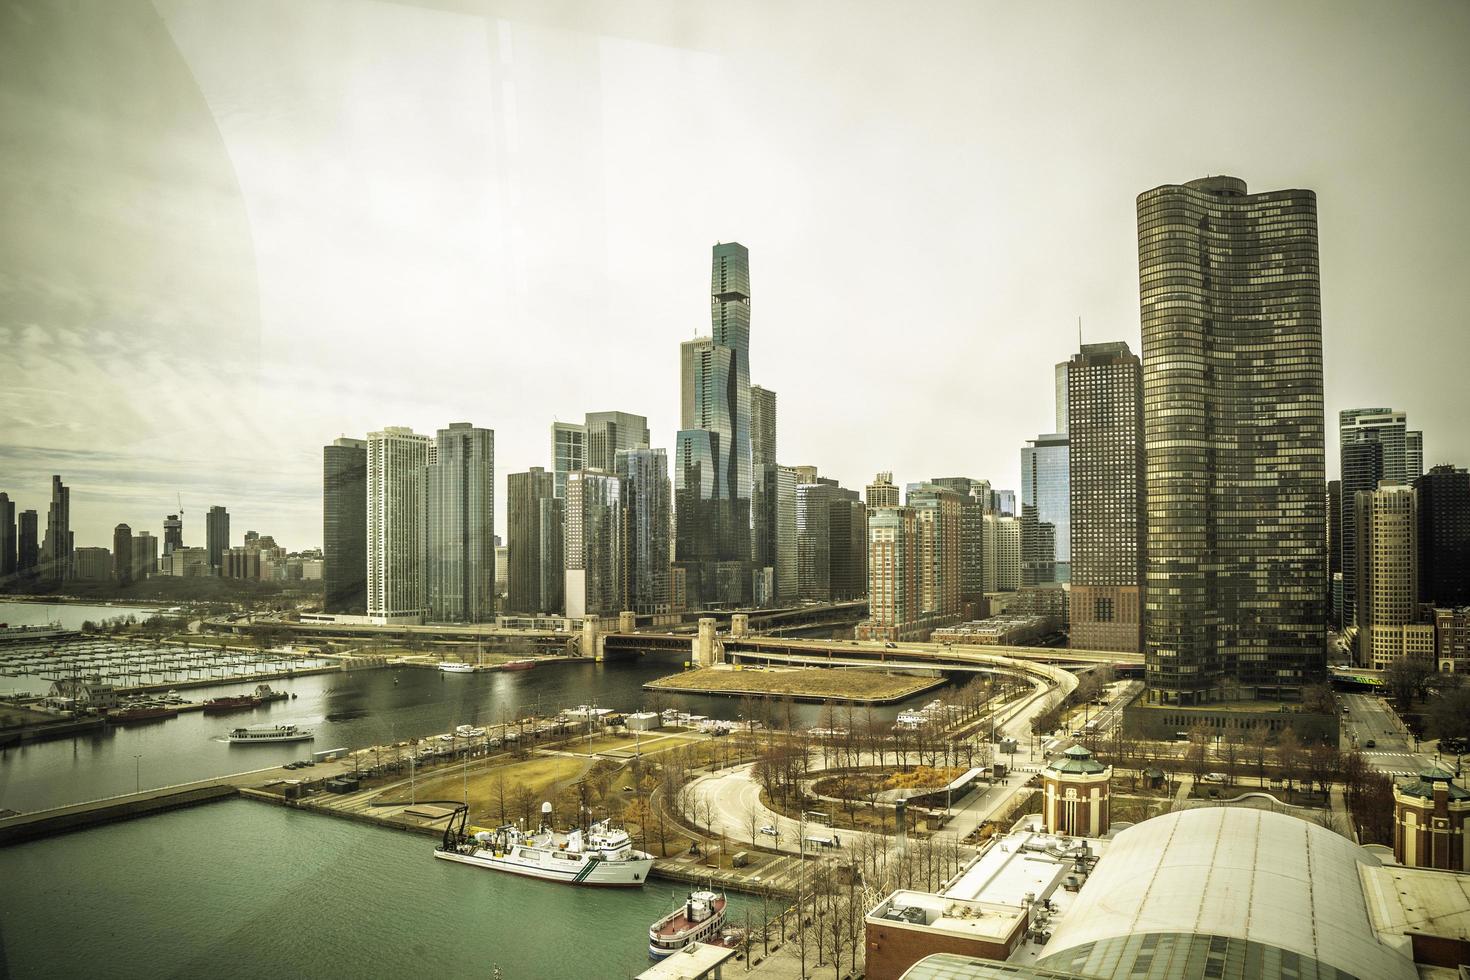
(1200, 772), (1228, 784)
(1365, 739), (1376, 748)
(759, 825), (779, 837)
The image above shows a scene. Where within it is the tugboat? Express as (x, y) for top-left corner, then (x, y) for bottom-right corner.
(435, 802), (653, 887)
(648, 890), (740, 959)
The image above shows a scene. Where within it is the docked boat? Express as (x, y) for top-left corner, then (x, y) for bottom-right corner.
(500, 659), (536, 672)
(108, 705), (179, 725)
(205, 684), (291, 713)
(648, 890), (738, 959)
(436, 803), (653, 887)
(0, 624), (71, 644)
(227, 724), (314, 744)
(438, 662), (475, 673)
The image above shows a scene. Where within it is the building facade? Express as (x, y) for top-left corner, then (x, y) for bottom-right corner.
(0, 492), (14, 579)
(1139, 175), (1326, 708)
(112, 524), (133, 584)
(507, 466), (556, 614)
(1067, 341), (1144, 652)
(323, 437), (368, 614)
(367, 426), (431, 622)
(1042, 745), (1111, 838)
(1416, 464), (1469, 607)
(564, 470), (623, 618)
(163, 513), (183, 555)
(18, 510), (38, 572)
(1356, 483), (1419, 669)
(1021, 432), (1070, 583)
(41, 475), (71, 579)
(550, 421), (585, 500)
(131, 531), (157, 580)
(927, 477), (989, 611)
(1340, 408), (1418, 627)
(584, 411), (649, 472)
(73, 546), (110, 580)
(205, 505), (229, 575)
(1393, 768), (1469, 872)
(425, 423), (496, 623)
(617, 447), (672, 615)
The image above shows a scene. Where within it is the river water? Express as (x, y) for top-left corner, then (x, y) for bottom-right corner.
(0, 599), (162, 630)
(0, 797), (761, 980)
(1, 652), (946, 813)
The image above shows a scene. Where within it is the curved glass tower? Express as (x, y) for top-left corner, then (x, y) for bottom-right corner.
(1138, 175), (1326, 707)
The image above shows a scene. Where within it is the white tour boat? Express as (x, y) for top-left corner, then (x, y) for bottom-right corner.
(436, 802), (653, 887)
(227, 724), (315, 744)
(438, 662), (475, 673)
(648, 890), (739, 959)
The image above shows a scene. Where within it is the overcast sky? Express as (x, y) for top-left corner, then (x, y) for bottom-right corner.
(2, 0), (1468, 550)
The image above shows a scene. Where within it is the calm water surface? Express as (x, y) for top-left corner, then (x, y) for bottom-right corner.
(2, 653), (946, 813)
(0, 599), (161, 630)
(0, 798), (760, 980)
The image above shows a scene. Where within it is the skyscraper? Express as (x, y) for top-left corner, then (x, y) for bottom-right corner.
(205, 505), (230, 574)
(1328, 479), (1342, 626)
(1067, 341), (1144, 652)
(539, 496), (566, 614)
(617, 448), (672, 614)
(323, 437), (368, 614)
(1405, 430), (1424, 482)
(425, 423), (496, 623)
(1054, 360), (1070, 434)
(584, 412), (650, 472)
(749, 385), (779, 604)
(0, 492), (14, 579)
(750, 386), (777, 466)
(18, 510), (38, 573)
(41, 475), (70, 579)
(550, 422), (585, 500)
(1138, 175), (1326, 709)
(368, 427), (431, 622)
(1021, 432), (1070, 583)
(1355, 484), (1418, 669)
(986, 514), (1022, 592)
(866, 472), (900, 510)
(163, 513), (183, 555)
(674, 242), (755, 607)
(132, 531), (157, 581)
(1416, 465), (1470, 607)
(1340, 408), (1418, 627)
(507, 466), (557, 613)
(564, 469), (622, 618)
(927, 477), (990, 611)
(908, 484), (964, 622)
(857, 504), (919, 641)
(112, 524), (133, 584)
(1019, 503), (1056, 587)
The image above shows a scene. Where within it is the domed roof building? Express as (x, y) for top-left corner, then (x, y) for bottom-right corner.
(1042, 744), (1110, 838)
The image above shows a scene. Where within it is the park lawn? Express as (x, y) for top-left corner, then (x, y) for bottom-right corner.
(399, 754), (588, 827)
(648, 666), (932, 701)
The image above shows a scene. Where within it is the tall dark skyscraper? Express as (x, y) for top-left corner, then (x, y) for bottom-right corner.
(425, 423), (496, 623)
(1416, 464), (1470, 607)
(617, 448), (672, 614)
(507, 466), (556, 613)
(0, 492), (15, 578)
(323, 437), (368, 613)
(749, 384), (779, 604)
(1138, 175), (1326, 709)
(584, 412), (650, 473)
(112, 524), (133, 585)
(1327, 479), (1342, 626)
(18, 510), (39, 573)
(205, 505), (230, 574)
(675, 242), (754, 607)
(1067, 341), (1144, 653)
(41, 475), (71, 579)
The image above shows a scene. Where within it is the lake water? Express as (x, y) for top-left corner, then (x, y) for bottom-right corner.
(0, 798), (760, 980)
(1, 654), (946, 813)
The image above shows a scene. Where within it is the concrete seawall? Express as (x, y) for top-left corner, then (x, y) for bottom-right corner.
(0, 783), (237, 846)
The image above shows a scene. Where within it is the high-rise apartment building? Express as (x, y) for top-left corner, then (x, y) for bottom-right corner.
(984, 514), (1022, 592)
(18, 510), (38, 572)
(1328, 479), (1343, 625)
(1405, 430), (1424, 482)
(1138, 175), (1326, 708)
(0, 492), (14, 579)
(41, 475), (71, 579)
(507, 466), (557, 613)
(928, 477), (989, 609)
(908, 484), (964, 622)
(367, 427), (431, 622)
(1019, 503), (1056, 587)
(1067, 341), (1144, 652)
(794, 480), (865, 603)
(617, 448), (672, 615)
(749, 385), (780, 605)
(205, 505), (229, 574)
(73, 547), (110, 581)
(750, 386), (777, 466)
(564, 470), (623, 618)
(425, 423), (496, 623)
(585, 412), (650, 472)
(132, 532), (157, 580)
(762, 464), (799, 605)
(323, 437), (368, 614)
(1340, 408), (1418, 627)
(858, 483), (964, 642)
(1416, 465), (1470, 607)
(674, 243), (755, 608)
(550, 422), (586, 500)
(1021, 432), (1070, 583)
(539, 496), (565, 614)
(993, 489), (1016, 518)
(1356, 484), (1419, 669)
(1054, 360), (1070, 435)
(112, 524), (133, 584)
(163, 513), (183, 555)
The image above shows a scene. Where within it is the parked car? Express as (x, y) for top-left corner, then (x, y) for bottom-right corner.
(1365, 739), (1377, 748)
(1200, 772), (1228, 784)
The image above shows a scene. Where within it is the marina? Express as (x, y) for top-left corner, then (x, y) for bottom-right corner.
(0, 636), (335, 691)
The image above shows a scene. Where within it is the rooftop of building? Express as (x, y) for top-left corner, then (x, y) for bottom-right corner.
(1045, 745), (1107, 777)
(1361, 863), (1470, 952)
(868, 890), (1030, 946)
(1396, 766), (1470, 802)
(635, 941), (736, 980)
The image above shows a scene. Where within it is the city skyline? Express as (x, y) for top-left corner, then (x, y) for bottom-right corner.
(3, 1), (1468, 551)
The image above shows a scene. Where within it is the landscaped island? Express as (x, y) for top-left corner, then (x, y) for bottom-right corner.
(645, 665), (943, 704)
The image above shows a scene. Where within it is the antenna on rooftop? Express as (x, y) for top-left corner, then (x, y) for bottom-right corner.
(1077, 316), (1083, 348)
